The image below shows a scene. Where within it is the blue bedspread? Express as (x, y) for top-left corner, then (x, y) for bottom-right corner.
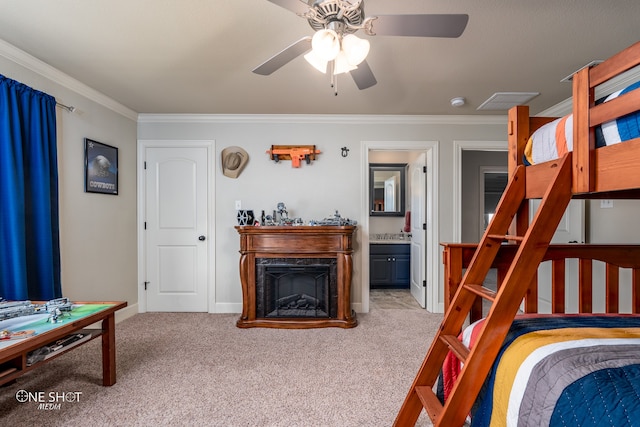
(470, 315), (640, 427)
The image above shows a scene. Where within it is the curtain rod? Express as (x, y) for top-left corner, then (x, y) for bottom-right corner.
(56, 102), (75, 113)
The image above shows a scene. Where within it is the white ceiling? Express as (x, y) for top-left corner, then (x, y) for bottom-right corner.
(0, 0), (639, 116)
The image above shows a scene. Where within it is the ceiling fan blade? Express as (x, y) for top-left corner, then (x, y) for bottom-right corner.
(369, 14), (469, 38)
(253, 36), (312, 75)
(350, 60), (377, 90)
(267, 0), (310, 15)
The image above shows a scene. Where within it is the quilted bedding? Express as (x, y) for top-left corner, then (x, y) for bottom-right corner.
(441, 315), (640, 427)
(524, 81), (640, 165)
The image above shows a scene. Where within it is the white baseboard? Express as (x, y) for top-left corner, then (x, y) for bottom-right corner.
(211, 302), (243, 314)
(115, 303), (138, 323)
(351, 302), (364, 313)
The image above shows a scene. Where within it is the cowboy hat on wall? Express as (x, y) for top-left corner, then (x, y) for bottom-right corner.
(221, 146), (249, 178)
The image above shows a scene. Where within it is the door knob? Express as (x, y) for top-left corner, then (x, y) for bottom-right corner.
(198, 235), (206, 241)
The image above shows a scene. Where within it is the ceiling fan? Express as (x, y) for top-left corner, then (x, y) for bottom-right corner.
(253, 0), (469, 94)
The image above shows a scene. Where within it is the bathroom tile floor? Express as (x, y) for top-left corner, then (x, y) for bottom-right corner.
(370, 289), (422, 310)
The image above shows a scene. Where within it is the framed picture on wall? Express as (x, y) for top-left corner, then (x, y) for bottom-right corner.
(84, 138), (118, 195)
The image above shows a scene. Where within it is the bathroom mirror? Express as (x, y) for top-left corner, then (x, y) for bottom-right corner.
(369, 163), (406, 217)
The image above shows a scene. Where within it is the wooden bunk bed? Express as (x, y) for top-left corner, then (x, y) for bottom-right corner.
(394, 40), (640, 427)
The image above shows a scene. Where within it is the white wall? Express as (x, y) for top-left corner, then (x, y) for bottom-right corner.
(0, 43), (139, 320)
(588, 199), (640, 243)
(138, 115), (507, 313)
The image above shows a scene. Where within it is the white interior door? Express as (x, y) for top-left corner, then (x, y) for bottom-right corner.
(144, 146), (209, 312)
(410, 154), (426, 308)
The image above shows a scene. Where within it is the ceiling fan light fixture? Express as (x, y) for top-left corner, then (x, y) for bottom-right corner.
(255, 1), (471, 93)
(311, 29), (340, 61)
(333, 51), (358, 75)
(304, 50), (328, 73)
(341, 34), (370, 66)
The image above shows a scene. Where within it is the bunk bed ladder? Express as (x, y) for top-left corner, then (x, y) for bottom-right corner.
(394, 154), (573, 427)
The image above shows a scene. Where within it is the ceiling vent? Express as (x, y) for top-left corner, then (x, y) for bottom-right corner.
(477, 92), (540, 111)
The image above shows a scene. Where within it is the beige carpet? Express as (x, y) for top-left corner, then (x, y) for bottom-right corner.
(1, 290), (439, 426)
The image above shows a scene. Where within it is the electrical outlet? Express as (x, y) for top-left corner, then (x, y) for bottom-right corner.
(235, 200), (242, 210)
(600, 199), (614, 209)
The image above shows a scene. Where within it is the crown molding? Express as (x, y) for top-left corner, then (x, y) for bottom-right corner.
(137, 113), (507, 126)
(0, 39), (138, 121)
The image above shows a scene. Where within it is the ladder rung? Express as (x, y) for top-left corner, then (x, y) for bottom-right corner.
(415, 386), (443, 424)
(487, 234), (524, 242)
(440, 334), (470, 362)
(463, 283), (497, 302)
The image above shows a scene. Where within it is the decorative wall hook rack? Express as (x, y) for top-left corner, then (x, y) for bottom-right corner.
(266, 145), (321, 168)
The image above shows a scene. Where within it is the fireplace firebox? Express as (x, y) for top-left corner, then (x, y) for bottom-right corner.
(235, 225), (357, 329)
(256, 258), (337, 319)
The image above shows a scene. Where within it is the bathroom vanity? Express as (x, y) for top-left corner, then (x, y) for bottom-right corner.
(369, 241), (410, 289)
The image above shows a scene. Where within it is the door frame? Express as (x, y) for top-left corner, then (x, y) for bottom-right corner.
(452, 140), (507, 243)
(137, 139), (215, 313)
(360, 141), (439, 313)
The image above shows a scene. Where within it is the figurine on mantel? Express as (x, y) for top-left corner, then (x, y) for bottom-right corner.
(277, 202), (288, 221)
(258, 203), (356, 226)
(263, 202), (304, 226)
(310, 210), (357, 226)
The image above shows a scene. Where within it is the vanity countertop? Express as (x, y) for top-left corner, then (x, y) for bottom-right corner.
(370, 239), (410, 244)
(369, 233), (411, 244)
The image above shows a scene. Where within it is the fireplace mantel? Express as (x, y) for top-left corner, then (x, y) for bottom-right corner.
(235, 225), (357, 329)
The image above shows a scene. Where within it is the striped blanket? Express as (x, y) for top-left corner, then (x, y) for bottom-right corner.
(524, 81), (640, 165)
(441, 315), (640, 427)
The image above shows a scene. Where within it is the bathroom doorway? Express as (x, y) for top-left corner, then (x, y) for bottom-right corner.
(361, 141), (438, 313)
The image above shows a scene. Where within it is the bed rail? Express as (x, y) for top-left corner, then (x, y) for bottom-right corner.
(442, 243), (640, 322)
(508, 41), (640, 198)
(574, 41), (640, 193)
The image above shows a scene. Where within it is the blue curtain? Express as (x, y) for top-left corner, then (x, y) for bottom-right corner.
(0, 74), (61, 301)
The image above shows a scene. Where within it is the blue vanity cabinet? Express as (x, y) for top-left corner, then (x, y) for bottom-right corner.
(370, 243), (410, 289)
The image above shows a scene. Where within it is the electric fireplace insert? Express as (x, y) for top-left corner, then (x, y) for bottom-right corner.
(256, 258), (337, 319)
